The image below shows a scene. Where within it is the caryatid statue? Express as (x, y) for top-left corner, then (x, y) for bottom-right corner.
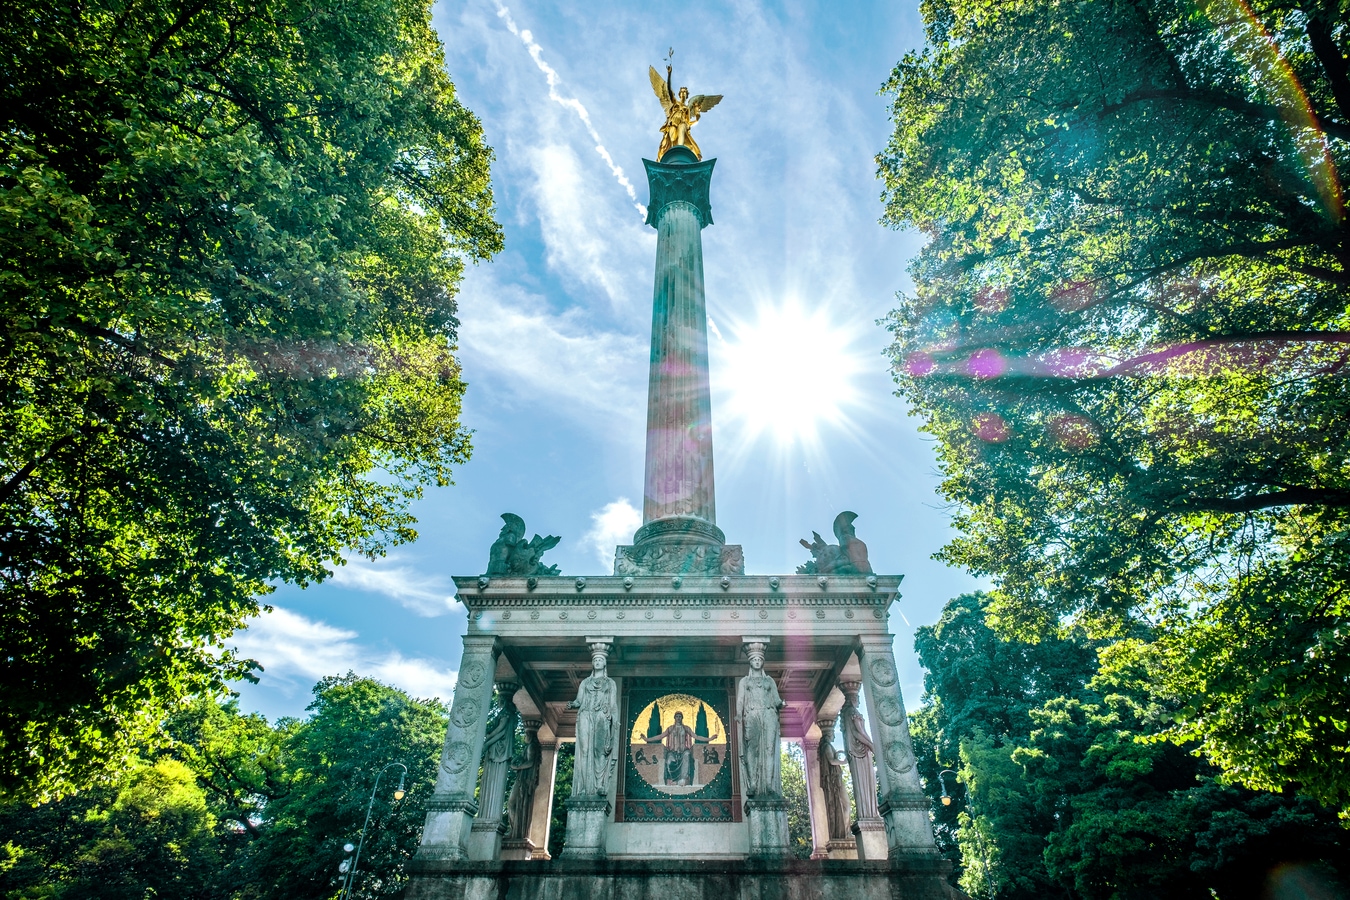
(649, 62), (722, 160)
(737, 641), (785, 798)
(818, 718), (852, 840)
(839, 680), (880, 820)
(567, 642), (619, 798)
(506, 719), (542, 840)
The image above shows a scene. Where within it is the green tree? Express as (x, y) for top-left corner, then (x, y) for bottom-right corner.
(0, 758), (220, 899)
(547, 742), (574, 859)
(694, 703), (709, 741)
(913, 593), (1348, 899)
(646, 703), (663, 740)
(780, 743), (814, 860)
(236, 675), (447, 900)
(0, 0), (500, 801)
(879, 0), (1350, 812)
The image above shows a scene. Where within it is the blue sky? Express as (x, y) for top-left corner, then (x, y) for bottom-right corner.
(231, 0), (984, 721)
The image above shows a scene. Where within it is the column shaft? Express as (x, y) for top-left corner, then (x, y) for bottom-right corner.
(527, 735), (560, 859)
(801, 736), (830, 860)
(858, 636), (939, 860)
(416, 635), (498, 862)
(643, 199), (715, 524)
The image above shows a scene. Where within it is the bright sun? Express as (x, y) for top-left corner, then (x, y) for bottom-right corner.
(714, 301), (863, 444)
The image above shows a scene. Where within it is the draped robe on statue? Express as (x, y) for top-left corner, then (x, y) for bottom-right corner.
(737, 672), (783, 797)
(571, 673), (618, 797)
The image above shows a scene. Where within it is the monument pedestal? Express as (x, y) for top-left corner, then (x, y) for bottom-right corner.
(558, 798), (610, 859)
(826, 837), (858, 860)
(853, 817), (889, 861)
(744, 797), (790, 857)
(466, 820), (506, 861)
(499, 837), (536, 861)
(401, 857), (965, 900)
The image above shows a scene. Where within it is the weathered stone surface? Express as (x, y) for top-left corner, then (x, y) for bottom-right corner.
(558, 799), (611, 860)
(399, 857), (968, 900)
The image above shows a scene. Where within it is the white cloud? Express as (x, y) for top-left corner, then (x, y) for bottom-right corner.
(457, 272), (646, 421)
(583, 497), (642, 569)
(327, 555), (457, 617)
(231, 607), (459, 703)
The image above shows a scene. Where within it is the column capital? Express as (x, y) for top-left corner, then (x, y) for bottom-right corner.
(643, 153), (715, 229)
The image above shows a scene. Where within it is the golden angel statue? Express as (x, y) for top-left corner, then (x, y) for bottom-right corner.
(649, 64), (722, 160)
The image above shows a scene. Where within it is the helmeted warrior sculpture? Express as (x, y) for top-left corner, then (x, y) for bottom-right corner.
(486, 513), (562, 577)
(649, 60), (722, 160)
(797, 511), (873, 575)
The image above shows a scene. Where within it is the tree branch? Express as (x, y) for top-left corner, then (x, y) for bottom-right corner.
(1169, 486), (1350, 513)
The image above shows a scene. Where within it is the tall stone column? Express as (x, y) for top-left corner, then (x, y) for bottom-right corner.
(527, 727), (559, 859)
(561, 638), (617, 859)
(739, 637), (790, 857)
(416, 635), (498, 861)
(641, 147), (716, 529)
(858, 636), (940, 861)
(817, 715), (858, 860)
(839, 679), (887, 860)
(800, 731), (830, 860)
(467, 679), (519, 861)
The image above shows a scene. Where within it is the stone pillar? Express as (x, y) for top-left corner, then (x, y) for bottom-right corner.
(527, 726), (559, 859)
(467, 679), (519, 861)
(416, 635), (498, 862)
(858, 636), (940, 861)
(740, 637), (790, 858)
(560, 638), (615, 860)
(640, 148), (717, 529)
(839, 679), (887, 861)
(815, 716), (858, 860)
(800, 731), (829, 860)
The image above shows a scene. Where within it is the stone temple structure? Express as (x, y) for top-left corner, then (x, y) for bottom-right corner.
(401, 128), (961, 899)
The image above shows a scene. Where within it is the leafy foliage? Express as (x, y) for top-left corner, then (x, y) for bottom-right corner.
(880, 0), (1350, 810)
(0, 675), (447, 900)
(0, 0), (500, 801)
(912, 593), (1348, 900)
(781, 742), (813, 859)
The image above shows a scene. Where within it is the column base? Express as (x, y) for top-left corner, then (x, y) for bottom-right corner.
(500, 838), (537, 861)
(852, 817), (888, 861)
(880, 795), (943, 859)
(826, 838), (858, 860)
(558, 798), (610, 859)
(466, 819), (507, 861)
(413, 799), (478, 862)
(744, 797), (791, 857)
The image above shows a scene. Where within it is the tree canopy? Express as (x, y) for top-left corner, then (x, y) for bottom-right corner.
(0, 0), (500, 801)
(879, 0), (1350, 811)
(911, 593), (1348, 899)
(0, 674), (448, 900)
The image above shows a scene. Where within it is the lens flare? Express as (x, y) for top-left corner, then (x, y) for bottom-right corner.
(1202, 0), (1344, 221)
(713, 300), (863, 446)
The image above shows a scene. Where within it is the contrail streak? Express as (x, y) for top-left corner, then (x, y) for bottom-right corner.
(493, 1), (646, 219)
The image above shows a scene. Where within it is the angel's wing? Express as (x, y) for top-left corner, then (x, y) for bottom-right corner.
(529, 534), (562, 552)
(649, 66), (673, 113)
(688, 94), (723, 115)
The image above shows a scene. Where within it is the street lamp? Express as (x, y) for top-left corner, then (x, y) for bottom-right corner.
(936, 767), (994, 900)
(339, 762), (408, 900)
(938, 768), (957, 806)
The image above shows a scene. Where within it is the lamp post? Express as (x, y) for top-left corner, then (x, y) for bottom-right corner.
(340, 762), (408, 900)
(937, 768), (994, 900)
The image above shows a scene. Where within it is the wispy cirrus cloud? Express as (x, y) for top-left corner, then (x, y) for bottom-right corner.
(326, 555), (458, 617)
(231, 607), (458, 704)
(457, 272), (646, 422)
(491, 0), (644, 218)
